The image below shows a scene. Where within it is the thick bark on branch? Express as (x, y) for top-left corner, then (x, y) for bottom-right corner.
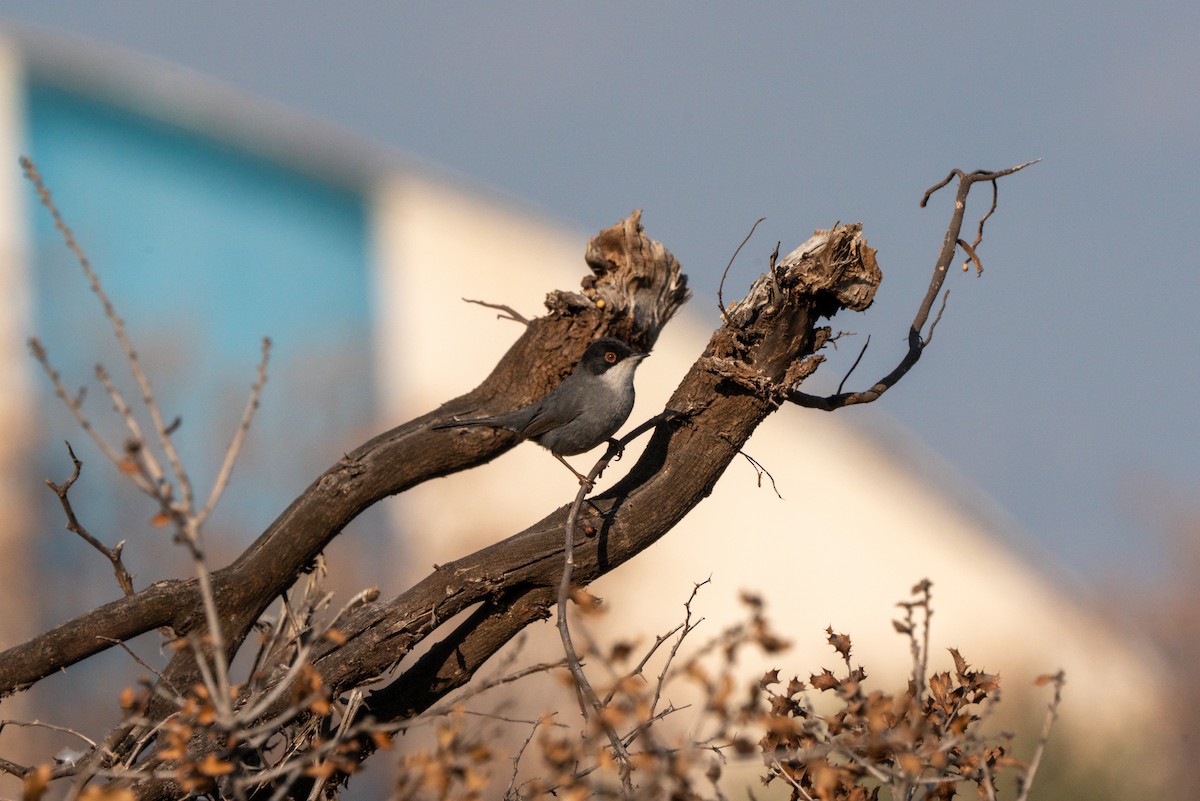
(5, 218), (881, 800)
(0, 211), (687, 698)
(0, 157), (1047, 799)
(313, 224), (880, 698)
(0, 162), (1038, 799)
(232, 224), (883, 796)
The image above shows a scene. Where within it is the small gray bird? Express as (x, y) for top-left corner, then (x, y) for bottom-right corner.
(433, 338), (648, 483)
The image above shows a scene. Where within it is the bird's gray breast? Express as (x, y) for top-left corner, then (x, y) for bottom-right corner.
(532, 365), (636, 456)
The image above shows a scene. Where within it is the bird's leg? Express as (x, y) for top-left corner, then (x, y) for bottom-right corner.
(604, 437), (625, 461)
(554, 453), (595, 491)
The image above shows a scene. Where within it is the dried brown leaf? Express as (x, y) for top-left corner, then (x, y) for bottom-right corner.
(810, 669), (839, 691)
(949, 648), (968, 679)
(827, 627), (852, 661)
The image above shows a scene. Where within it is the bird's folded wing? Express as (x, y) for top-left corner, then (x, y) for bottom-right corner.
(515, 395), (582, 439)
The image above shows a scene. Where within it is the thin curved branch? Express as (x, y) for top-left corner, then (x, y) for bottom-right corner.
(557, 473), (634, 789)
(789, 160), (1038, 411)
(718, 217), (765, 325)
(836, 334), (871, 395)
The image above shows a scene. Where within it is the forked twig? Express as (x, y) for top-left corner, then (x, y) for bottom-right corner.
(22, 156), (195, 515)
(45, 443), (135, 596)
(94, 364), (168, 498)
(738, 450), (783, 499)
(648, 579), (709, 718)
(790, 160), (1039, 411)
(463, 297), (530, 325)
(27, 338), (151, 494)
(506, 715), (548, 799)
(196, 337), (272, 527)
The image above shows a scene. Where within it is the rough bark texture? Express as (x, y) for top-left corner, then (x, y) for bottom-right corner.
(0, 158), (1040, 799)
(251, 224), (881, 795)
(1, 214), (880, 799)
(0, 211), (688, 700)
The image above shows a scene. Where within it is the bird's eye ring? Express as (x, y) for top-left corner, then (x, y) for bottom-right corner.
(605, 351), (617, 364)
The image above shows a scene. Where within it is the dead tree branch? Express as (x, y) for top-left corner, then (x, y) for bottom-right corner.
(0, 165), (1033, 797)
(789, 160), (1038, 410)
(227, 223), (883, 800)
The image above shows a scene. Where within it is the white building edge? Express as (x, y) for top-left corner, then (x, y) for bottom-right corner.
(0, 28), (1162, 760)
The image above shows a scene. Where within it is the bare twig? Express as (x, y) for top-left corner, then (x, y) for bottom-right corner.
(505, 716), (547, 800)
(925, 290), (951, 345)
(836, 334), (871, 395)
(980, 758), (999, 801)
(718, 217), (765, 324)
(463, 297), (531, 325)
(769, 756), (818, 801)
(790, 160), (1039, 411)
(603, 621), (686, 706)
(1015, 671), (1065, 801)
(95, 364), (168, 498)
(27, 338), (151, 494)
(184, 538), (233, 721)
(557, 470), (632, 782)
(553, 411), (678, 791)
(304, 689), (363, 801)
(45, 443), (135, 596)
(738, 450), (783, 499)
(0, 718), (99, 750)
(427, 659), (569, 721)
(22, 156), (195, 515)
(196, 337), (271, 527)
(649, 580), (709, 718)
(959, 174), (1005, 273)
(0, 755), (29, 779)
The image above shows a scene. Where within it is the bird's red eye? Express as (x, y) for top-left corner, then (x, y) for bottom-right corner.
(605, 351), (617, 363)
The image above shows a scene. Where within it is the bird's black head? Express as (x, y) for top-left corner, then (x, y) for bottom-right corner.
(576, 337), (647, 375)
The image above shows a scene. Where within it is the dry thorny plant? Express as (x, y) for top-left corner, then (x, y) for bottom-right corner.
(4, 157), (1061, 800)
(11, 567), (1066, 801)
(380, 580), (1066, 801)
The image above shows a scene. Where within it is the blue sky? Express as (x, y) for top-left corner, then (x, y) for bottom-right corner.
(2, 3), (1197, 584)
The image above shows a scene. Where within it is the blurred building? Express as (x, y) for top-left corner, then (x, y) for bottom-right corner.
(0, 28), (1166, 793)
